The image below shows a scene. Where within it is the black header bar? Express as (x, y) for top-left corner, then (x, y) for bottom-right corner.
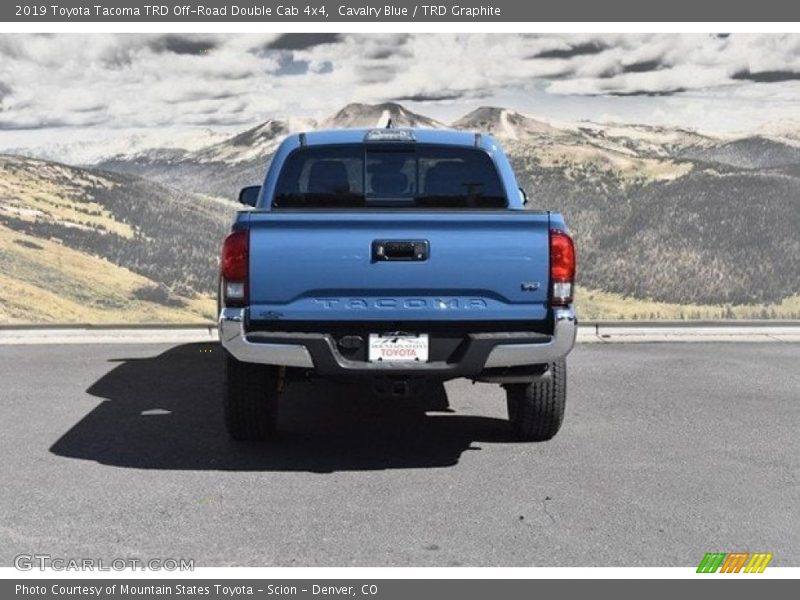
(4, 0), (800, 22)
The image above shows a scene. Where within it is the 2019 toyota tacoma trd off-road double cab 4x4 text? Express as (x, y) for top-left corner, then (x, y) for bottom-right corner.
(218, 127), (576, 442)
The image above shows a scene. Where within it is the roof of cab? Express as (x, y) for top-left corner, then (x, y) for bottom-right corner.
(290, 127), (493, 149)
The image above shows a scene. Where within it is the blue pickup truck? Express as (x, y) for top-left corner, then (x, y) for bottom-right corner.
(218, 127), (576, 442)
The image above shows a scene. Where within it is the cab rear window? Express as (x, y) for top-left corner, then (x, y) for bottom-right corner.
(272, 143), (507, 209)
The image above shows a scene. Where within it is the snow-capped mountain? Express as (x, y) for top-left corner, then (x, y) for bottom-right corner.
(453, 106), (557, 139)
(750, 119), (800, 146)
(189, 120), (293, 165)
(2, 127), (235, 166)
(323, 102), (445, 129)
(9, 101), (800, 173)
(93, 102), (800, 201)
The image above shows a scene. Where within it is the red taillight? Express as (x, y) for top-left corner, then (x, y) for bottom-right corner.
(221, 230), (248, 305)
(549, 229), (575, 306)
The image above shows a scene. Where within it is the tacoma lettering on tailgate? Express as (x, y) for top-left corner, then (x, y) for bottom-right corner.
(313, 298), (488, 310)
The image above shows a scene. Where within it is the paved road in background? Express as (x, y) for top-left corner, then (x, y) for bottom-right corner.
(0, 342), (797, 567)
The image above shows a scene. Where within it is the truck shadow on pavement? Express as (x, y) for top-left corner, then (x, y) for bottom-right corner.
(49, 343), (517, 472)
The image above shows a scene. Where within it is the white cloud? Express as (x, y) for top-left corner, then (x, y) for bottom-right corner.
(0, 33), (799, 154)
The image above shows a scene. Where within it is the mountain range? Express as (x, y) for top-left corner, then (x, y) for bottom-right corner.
(97, 102), (800, 195)
(2, 102), (799, 322)
(0, 154), (233, 323)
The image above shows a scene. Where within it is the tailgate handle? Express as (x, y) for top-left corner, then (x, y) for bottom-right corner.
(372, 240), (429, 262)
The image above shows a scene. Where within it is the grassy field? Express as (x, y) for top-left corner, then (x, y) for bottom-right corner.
(0, 156), (134, 237)
(577, 288), (800, 321)
(0, 224), (214, 325)
(532, 143), (694, 186)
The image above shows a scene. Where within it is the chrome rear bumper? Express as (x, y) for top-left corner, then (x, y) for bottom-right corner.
(483, 307), (577, 367)
(219, 306), (576, 372)
(219, 307), (315, 368)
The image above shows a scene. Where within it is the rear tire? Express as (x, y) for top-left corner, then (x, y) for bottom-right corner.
(505, 360), (566, 441)
(224, 354), (279, 441)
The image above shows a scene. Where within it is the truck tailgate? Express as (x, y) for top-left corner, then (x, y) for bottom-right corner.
(246, 211), (552, 322)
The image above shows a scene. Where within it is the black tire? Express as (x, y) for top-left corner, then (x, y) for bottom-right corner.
(224, 354), (279, 441)
(505, 360), (567, 441)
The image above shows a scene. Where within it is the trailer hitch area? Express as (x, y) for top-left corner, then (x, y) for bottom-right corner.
(372, 377), (425, 399)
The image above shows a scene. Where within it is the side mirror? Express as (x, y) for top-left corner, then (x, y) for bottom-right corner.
(519, 187), (529, 206)
(238, 185), (261, 207)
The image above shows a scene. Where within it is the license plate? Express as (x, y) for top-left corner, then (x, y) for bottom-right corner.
(368, 334), (429, 362)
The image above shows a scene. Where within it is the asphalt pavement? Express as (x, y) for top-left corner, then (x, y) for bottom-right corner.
(0, 342), (797, 567)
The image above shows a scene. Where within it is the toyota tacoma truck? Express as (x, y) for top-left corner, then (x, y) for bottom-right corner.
(218, 127), (576, 442)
